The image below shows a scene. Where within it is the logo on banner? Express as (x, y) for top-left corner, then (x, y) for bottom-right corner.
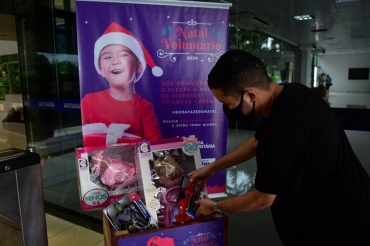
(202, 158), (216, 166)
(158, 19), (225, 63)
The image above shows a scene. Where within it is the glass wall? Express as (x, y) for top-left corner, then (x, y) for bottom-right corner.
(13, 0), (102, 227)
(0, 1), (27, 150)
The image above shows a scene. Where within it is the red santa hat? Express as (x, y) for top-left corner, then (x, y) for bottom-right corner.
(146, 236), (175, 246)
(94, 22), (163, 82)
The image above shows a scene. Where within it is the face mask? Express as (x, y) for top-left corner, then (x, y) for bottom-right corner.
(223, 93), (255, 122)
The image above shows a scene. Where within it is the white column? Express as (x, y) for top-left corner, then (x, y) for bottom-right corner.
(299, 46), (312, 87)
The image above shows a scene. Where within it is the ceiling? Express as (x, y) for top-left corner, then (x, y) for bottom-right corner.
(1, 0), (369, 55)
(0, 14), (17, 41)
(225, 0), (370, 55)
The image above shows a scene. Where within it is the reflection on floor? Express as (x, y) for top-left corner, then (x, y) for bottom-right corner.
(46, 213), (104, 246)
(1, 91), (370, 245)
(0, 128), (26, 150)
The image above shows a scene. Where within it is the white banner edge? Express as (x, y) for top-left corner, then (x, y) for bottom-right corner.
(75, 0), (232, 9)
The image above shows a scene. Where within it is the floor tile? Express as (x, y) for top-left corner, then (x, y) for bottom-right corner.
(93, 241), (105, 246)
(45, 213), (74, 238)
(47, 224), (103, 246)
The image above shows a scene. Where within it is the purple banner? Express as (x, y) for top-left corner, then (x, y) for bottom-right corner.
(76, 0), (230, 194)
(117, 218), (226, 246)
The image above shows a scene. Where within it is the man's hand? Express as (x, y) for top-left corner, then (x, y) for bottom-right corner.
(188, 164), (215, 182)
(194, 198), (214, 217)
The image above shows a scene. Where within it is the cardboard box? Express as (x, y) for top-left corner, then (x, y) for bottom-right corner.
(135, 136), (203, 227)
(76, 143), (138, 211)
(103, 212), (228, 246)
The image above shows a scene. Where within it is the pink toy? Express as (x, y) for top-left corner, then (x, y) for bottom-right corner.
(76, 144), (137, 211)
(93, 151), (136, 190)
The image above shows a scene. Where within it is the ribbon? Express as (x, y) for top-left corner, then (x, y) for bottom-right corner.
(82, 123), (140, 144)
(182, 136), (198, 145)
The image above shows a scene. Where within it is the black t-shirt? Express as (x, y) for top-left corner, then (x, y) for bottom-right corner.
(255, 83), (370, 245)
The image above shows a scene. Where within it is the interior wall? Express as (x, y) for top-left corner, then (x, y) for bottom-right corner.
(319, 53), (370, 93)
(0, 40), (17, 56)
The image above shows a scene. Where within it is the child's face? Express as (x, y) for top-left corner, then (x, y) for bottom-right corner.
(99, 44), (142, 88)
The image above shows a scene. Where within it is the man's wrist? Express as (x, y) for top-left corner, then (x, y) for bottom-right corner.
(213, 201), (223, 213)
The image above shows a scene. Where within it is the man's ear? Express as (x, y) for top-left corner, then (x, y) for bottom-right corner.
(245, 90), (257, 102)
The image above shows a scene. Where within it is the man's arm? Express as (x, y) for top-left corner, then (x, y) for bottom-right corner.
(189, 136), (258, 182)
(195, 189), (276, 216)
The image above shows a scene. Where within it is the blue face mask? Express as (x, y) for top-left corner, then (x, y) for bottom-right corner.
(223, 93), (255, 122)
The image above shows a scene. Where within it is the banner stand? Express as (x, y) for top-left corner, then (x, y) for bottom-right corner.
(76, 0), (232, 197)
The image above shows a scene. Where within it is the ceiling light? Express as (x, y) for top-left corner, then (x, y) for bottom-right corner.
(335, 0), (360, 3)
(294, 15), (315, 21)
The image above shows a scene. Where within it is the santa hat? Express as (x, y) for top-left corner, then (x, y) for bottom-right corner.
(94, 22), (163, 82)
(146, 236), (175, 246)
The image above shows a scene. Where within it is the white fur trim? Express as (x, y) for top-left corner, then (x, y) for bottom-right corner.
(152, 66), (163, 77)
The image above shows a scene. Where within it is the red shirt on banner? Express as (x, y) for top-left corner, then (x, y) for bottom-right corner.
(81, 91), (162, 146)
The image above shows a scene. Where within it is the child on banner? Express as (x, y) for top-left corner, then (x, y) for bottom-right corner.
(81, 22), (163, 146)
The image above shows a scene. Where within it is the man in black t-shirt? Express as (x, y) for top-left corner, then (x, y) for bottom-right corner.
(189, 50), (370, 245)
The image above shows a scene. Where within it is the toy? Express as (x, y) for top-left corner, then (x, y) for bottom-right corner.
(136, 136), (203, 227)
(173, 199), (194, 224)
(104, 190), (158, 232)
(172, 176), (206, 225)
(152, 154), (182, 187)
(76, 144), (138, 211)
(89, 150), (136, 190)
(149, 150), (184, 228)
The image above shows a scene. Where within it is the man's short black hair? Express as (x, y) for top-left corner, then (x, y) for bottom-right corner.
(208, 49), (271, 98)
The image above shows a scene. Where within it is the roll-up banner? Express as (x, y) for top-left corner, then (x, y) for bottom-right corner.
(76, 0), (231, 197)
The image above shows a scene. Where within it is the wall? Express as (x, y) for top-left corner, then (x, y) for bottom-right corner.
(320, 53), (370, 93)
(0, 40), (17, 55)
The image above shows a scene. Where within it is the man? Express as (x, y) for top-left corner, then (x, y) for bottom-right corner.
(325, 74), (333, 97)
(189, 50), (370, 245)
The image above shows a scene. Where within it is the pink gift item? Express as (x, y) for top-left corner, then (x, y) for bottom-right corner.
(93, 151), (136, 190)
(76, 144), (137, 211)
(101, 156), (136, 189)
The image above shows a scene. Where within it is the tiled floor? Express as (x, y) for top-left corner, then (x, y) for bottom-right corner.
(46, 213), (104, 246)
(2, 91), (370, 245)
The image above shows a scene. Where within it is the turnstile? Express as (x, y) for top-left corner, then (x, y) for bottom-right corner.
(0, 148), (48, 246)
